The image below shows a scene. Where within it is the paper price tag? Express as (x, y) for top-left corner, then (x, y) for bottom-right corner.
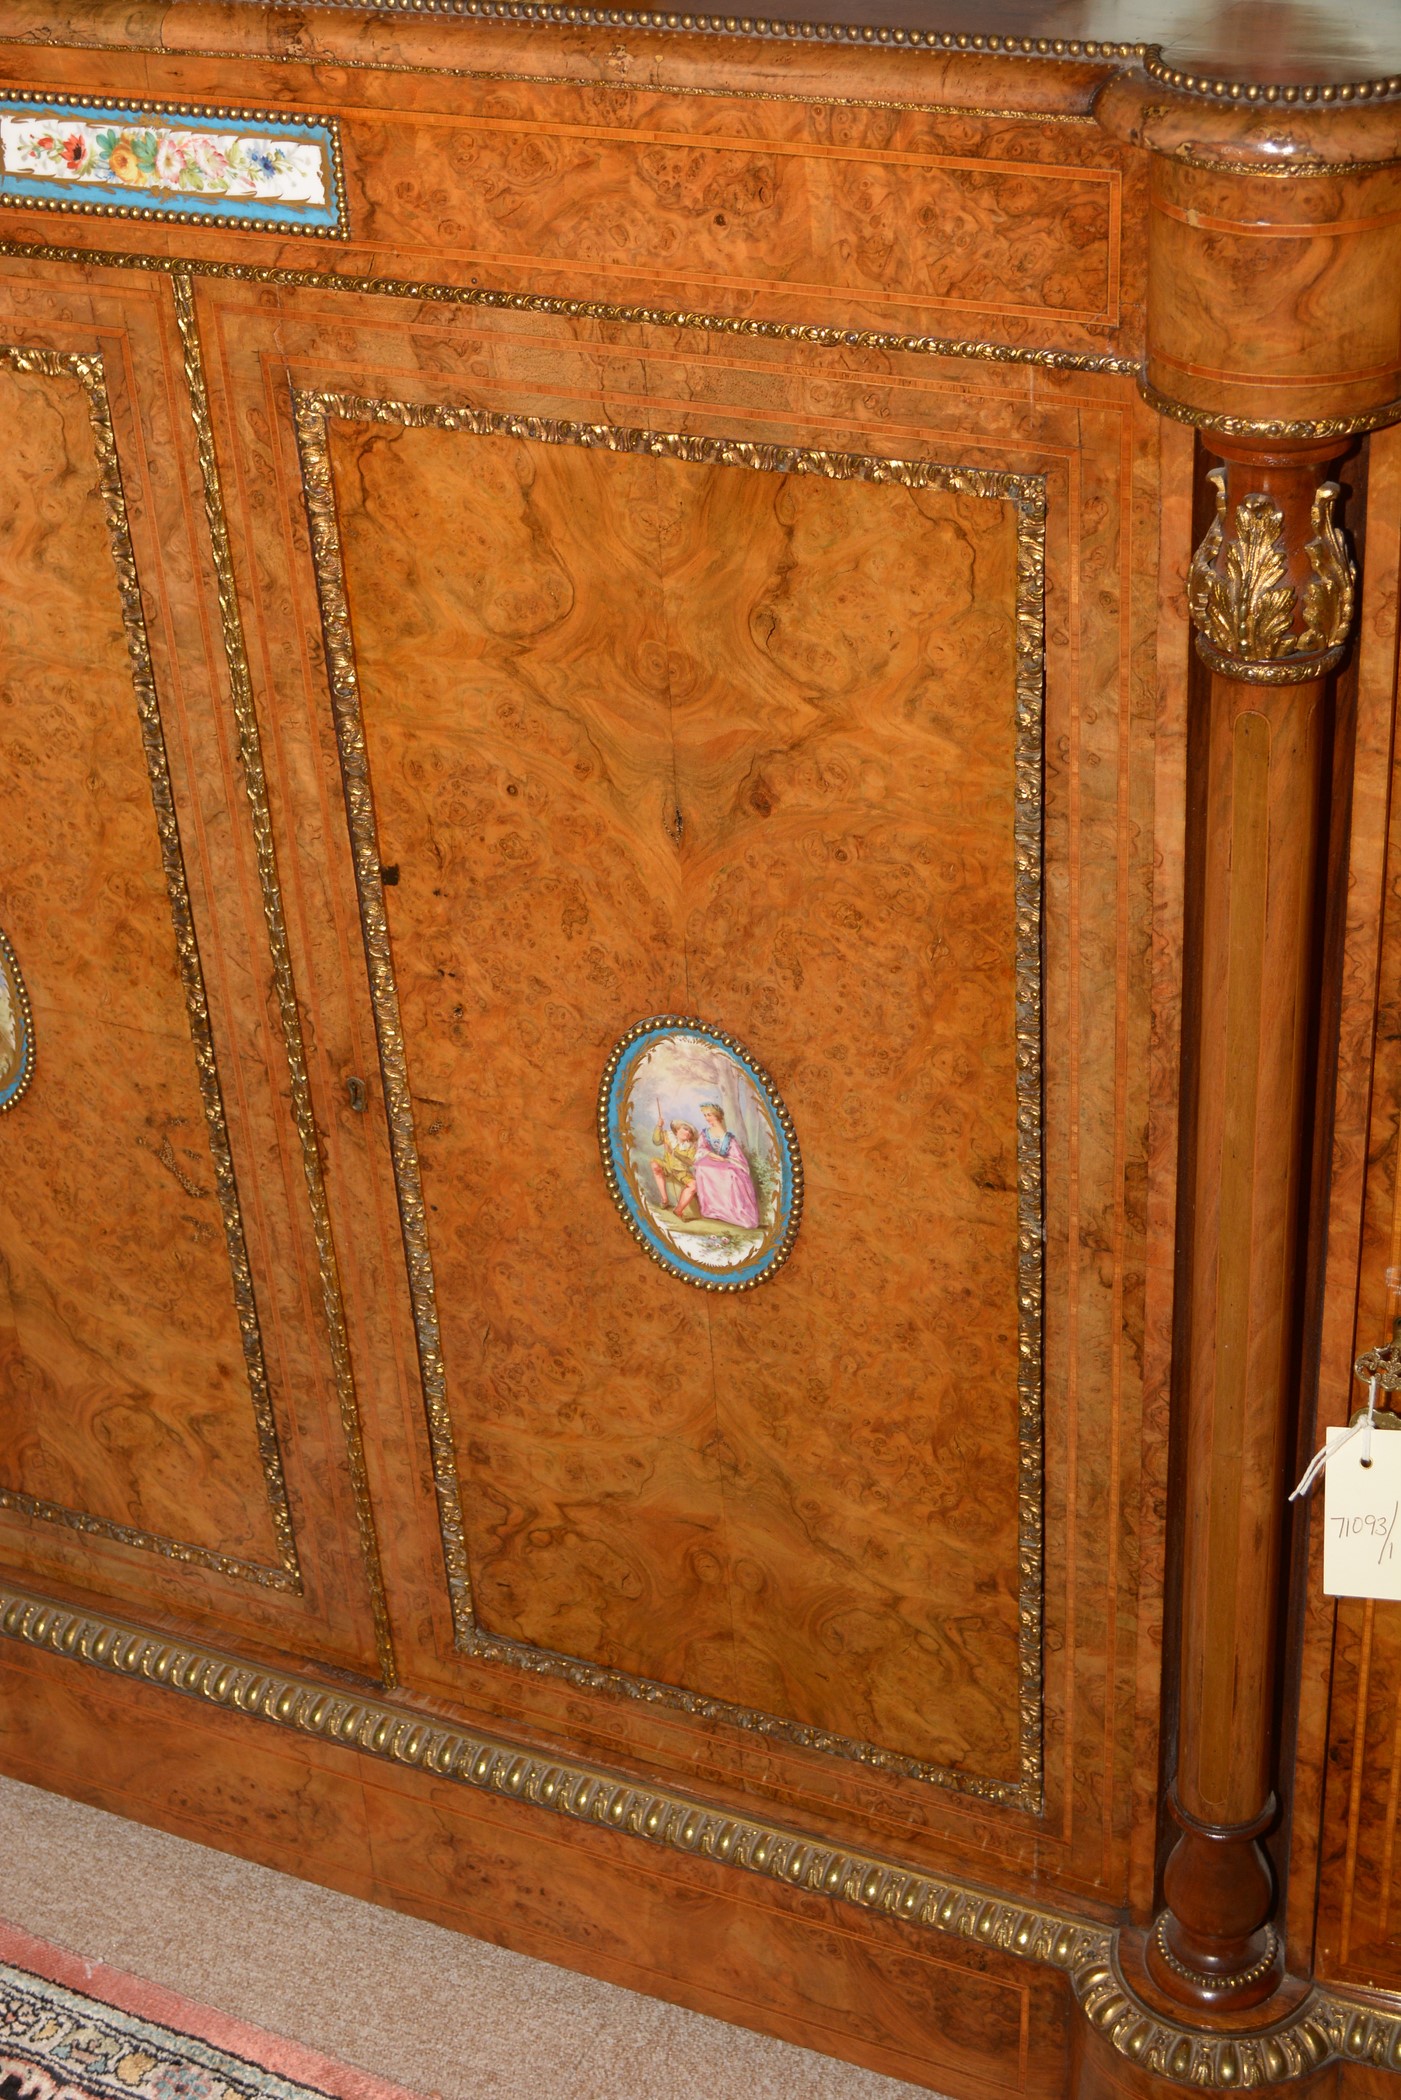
(1323, 1425), (1401, 1599)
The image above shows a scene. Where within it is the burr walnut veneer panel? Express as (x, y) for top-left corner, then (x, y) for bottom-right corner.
(325, 415), (1026, 1782)
(0, 355), (285, 1574)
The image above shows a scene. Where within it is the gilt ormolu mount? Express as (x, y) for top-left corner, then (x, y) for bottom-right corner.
(1, 7), (1401, 2100)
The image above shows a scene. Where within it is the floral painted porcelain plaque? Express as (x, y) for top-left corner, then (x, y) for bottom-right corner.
(0, 96), (345, 236)
(0, 929), (35, 1114)
(599, 1018), (801, 1290)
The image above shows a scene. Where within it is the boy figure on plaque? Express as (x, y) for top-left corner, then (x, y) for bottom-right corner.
(650, 1102), (700, 1218)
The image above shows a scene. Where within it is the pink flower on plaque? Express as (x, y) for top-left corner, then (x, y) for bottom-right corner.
(154, 133), (188, 186)
(186, 133), (231, 187)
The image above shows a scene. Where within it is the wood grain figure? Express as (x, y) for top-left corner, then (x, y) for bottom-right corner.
(323, 416), (1027, 1780)
(0, 354), (286, 1572)
(0, 5), (1397, 2096)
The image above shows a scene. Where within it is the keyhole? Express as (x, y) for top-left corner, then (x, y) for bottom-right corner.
(346, 1076), (368, 1113)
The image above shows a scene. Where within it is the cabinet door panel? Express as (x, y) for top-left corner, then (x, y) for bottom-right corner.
(194, 276), (1164, 1915)
(318, 414), (1026, 1783)
(0, 350), (291, 1575)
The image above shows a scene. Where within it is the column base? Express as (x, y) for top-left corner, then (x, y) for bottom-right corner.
(1147, 1794), (1285, 2011)
(1145, 1911), (1284, 2011)
(1070, 1931), (1333, 2098)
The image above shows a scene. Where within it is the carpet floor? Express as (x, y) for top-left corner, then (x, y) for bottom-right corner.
(0, 1776), (939, 2100)
(0, 1920), (424, 2100)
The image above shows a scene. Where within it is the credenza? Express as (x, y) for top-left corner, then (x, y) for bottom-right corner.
(3, 4), (1401, 2094)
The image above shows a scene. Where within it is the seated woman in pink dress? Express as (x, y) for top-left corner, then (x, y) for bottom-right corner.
(672, 1102), (761, 1230)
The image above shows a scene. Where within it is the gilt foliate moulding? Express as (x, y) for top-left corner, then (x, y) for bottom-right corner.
(292, 384), (1047, 1808)
(1139, 380), (1401, 445)
(0, 1578), (1101, 1967)
(5, 1578), (1401, 2088)
(0, 232), (1136, 378)
(1187, 468), (1356, 685)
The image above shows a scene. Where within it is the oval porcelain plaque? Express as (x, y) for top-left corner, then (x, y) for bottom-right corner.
(599, 1017), (802, 1290)
(0, 927), (35, 1113)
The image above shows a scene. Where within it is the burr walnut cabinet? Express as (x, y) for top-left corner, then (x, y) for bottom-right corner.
(5, 3), (1401, 2094)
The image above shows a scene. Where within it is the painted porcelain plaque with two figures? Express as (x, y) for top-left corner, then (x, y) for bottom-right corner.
(598, 1017), (801, 1291)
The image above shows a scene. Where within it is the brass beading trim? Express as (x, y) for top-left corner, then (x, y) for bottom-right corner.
(167, 0), (1142, 59)
(169, 274), (397, 1684)
(1150, 1914), (1280, 1994)
(292, 385), (1046, 1808)
(1141, 52), (1401, 106)
(1159, 149), (1401, 177)
(0, 33), (1098, 123)
(0, 342), (299, 1593)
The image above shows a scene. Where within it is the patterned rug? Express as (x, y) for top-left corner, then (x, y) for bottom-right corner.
(0, 1925), (425, 2100)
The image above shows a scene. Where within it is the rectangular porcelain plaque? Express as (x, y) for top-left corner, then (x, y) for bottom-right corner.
(0, 96), (345, 236)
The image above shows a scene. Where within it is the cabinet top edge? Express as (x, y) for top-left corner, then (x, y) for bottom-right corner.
(6, 0), (1401, 109)
(174, 0), (1401, 102)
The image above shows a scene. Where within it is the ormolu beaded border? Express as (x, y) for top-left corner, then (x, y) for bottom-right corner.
(0, 89), (348, 239)
(292, 386), (1046, 1809)
(0, 27), (1099, 122)
(1150, 1915), (1280, 1995)
(0, 343), (299, 1594)
(191, 0), (1143, 58)
(1194, 637), (1349, 685)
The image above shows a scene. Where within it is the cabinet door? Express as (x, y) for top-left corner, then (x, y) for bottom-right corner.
(189, 267), (1165, 1917)
(0, 263), (389, 1685)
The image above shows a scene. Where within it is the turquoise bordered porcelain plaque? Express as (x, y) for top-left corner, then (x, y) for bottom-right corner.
(598, 1017), (802, 1291)
(0, 929), (35, 1115)
(0, 94), (346, 237)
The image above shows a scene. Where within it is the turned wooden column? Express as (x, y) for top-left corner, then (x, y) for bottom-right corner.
(1079, 66), (1400, 2087)
(1147, 437), (1353, 2012)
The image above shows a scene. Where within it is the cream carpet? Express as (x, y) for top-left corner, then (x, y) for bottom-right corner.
(0, 1775), (940, 2100)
